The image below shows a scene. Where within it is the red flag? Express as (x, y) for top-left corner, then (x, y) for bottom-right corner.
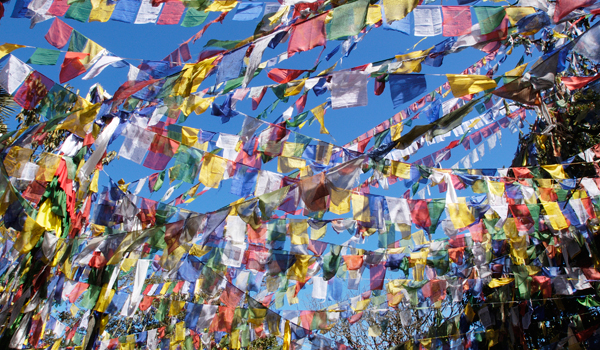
(267, 68), (308, 84)
(157, 0), (185, 25)
(442, 6), (472, 37)
(287, 12), (327, 57)
(59, 52), (89, 83)
(46, 0), (70, 16)
(554, 0), (596, 23)
(561, 75), (600, 91)
(113, 78), (159, 102)
(295, 93), (307, 113)
(45, 18), (73, 49)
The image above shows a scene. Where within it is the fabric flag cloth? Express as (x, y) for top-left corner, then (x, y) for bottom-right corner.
(157, 1), (185, 25)
(249, 86), (267, 110)
(59, 52), (89, 83)
(388, 74), (427, 108)
(216, 47), (247, 85)
(287, 12), (327, 57)
(78, 117), (121, 182)
(243, 32), (276, 87)
(134, 0), (163, 24)
(473, 6), (506, 35)
(413, 6), (442, 37)
(119, 124), (154, 164)
(574, 22), (600, 63)
(446, 74), (497, 97)
(111, 0), (142, 23)
(328, 0), (369, 40)
(331, 71), (369, 109)
(442, 6), (471, 36)
(561, 75), (600, 91)
(233, 2), (263, 21)
(553, 0), (595, 23)
(382, 0), (418, 23)
(89, 0), (116, 23)
(0, 44), (25, 60)
(267, 69), (308, 84)
(82, 55), (124, 80)
(0, 55), (32, 94)
(181, 8), (209, 27)
(13, 71), (54, 110)
(26, 48), (61, 66)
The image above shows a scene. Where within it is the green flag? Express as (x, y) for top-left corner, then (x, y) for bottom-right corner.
(27, 48), (61, 65)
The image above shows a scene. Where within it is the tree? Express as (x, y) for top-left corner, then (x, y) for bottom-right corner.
(306, 290), (465, 350)
(0, 86), (14, 134)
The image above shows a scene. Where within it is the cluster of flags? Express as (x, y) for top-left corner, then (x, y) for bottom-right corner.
(2, 0), (600, 349)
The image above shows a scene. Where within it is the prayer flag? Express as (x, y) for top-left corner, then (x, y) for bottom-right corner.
(59, 52), (89, 83)
(0, 44), (25, 61)
(473, 6), (506, 35)
(27, 48), (60, 66)
(157, 0), (185, 25)
(441, 6), (471, 37)
(388, 74), (427, 108)
(382, 0), (418, 23)
(328, 0), (369, 40)
(446, 74), (497, 97)
(331, 71), (369, 109)
(413, 6), (442, 37)
(233, 2), (263, 21)
(288, 12), (327, 56)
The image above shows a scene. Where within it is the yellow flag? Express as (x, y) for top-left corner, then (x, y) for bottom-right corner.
(288, 255), (312, 282)
(390, 123), (403, 141)
(395, 49), (431, 74)
(284, 80), (305, 97)
(0, 44), (26, 60)
(351, 193), (370, 222)
(542, 202), (569, 230)
(541, 164), (568, 179)
(504, 63), (528, 80)
(366, 5), (382, 25)
(382, 0), (418, 23)
(330, 187), (351, 215)
(58, 101), (100, 137)
(278, 157), (306, 173)
(199, 153), (227, 188)
(446, 74), (497, 97)
(390, 161), (411, 179)
(94, 285), (115, 313)
(180, 95), (215, 116)
(204, 0), (238, 12)
(505, 7), (536, 25)
(283, 321), (291, 350)
(289, 220), (309, 245)
(268, 5), (289, 25)
(90, 170), (100, 193)
(488, 278), (514, 288)
(311, 103), (329, 134)
(89, 0), (115, 22)
(81, 39), (104, 66)
(36, 200), (63, 237)
(181, 126), (199, 146)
